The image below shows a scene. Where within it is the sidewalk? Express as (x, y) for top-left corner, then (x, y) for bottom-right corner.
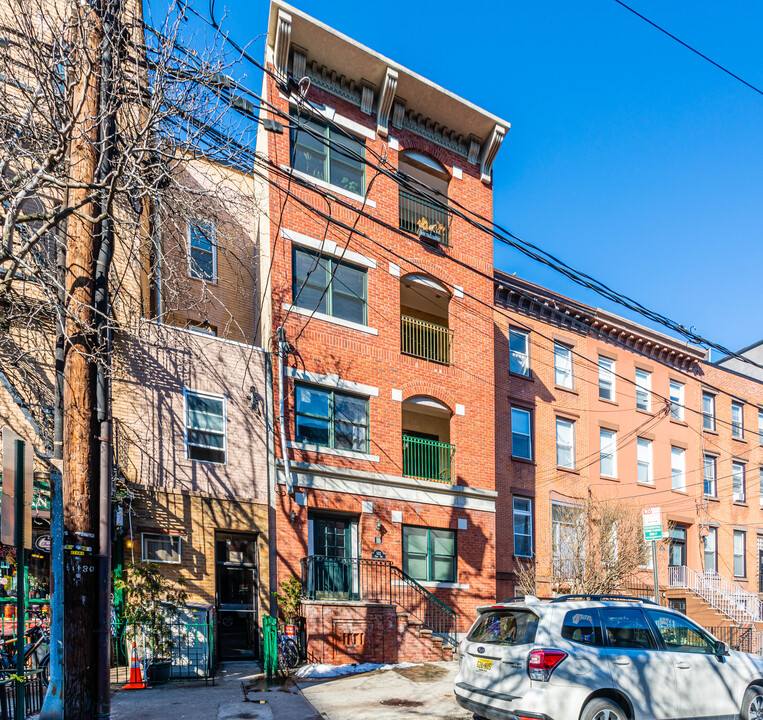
(110, 662), (320, 720)
(297, 661), (470, 720)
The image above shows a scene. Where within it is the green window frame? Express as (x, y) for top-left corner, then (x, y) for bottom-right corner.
(290, 113), (366, 195)
(292, 247), (367, 325)
(402, 526), (456, 583)
(294, 383), (369, 453)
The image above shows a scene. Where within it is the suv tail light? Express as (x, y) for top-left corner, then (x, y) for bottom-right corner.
(528, 649), (567, 681)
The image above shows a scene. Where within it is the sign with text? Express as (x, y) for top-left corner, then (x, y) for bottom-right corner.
(1, 428), (33, 549)
(642, 506), (663, 543)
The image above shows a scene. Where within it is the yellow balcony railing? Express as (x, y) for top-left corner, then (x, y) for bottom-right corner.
(401, 315), (453, 365)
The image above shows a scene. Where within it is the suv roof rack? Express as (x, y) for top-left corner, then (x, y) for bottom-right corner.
(550, 594), (658, 605)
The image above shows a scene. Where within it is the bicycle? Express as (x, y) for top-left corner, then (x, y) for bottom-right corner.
(0, 607), (50, 686)
(276, 629), (299, 675)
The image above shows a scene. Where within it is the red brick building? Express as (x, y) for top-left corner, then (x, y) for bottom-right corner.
(494, 272), (763, 641)
(257, 1), (508, 661)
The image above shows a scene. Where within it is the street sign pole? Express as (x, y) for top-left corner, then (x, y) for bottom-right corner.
(652, 540), (659, 605)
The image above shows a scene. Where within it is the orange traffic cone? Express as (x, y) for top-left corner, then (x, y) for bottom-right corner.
(123, 641), (148, 690)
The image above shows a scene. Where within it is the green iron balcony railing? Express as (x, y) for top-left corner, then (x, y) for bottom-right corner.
(401, 315), (453, 365)
(399, 189), (450, 246)
(402, 434), (455, 484)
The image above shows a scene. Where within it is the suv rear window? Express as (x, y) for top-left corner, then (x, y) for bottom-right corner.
(562, 609), (603, 646)
(468, 610), (538, 645)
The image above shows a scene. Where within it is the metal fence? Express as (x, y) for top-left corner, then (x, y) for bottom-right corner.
(0, 669), (45, 719)
(111, 617), (214, 682)
(402, 434), (455, 484)
(400, 315), (453, 365)
(706, 625), (763, 655)
(399, 189), (450, 245)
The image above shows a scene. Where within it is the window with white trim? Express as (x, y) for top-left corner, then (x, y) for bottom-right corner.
(733, 462), (746, 503)
(598, 357), (615, 401)
(671, 446), (686, 491)
(704, 527), (717, 572)
(635, 369), (651, 412)
(702, 392), (716, 431)
(734, 530), (746, 578)
(637, 437), (652, 485)
(554, 342), (573, 389)
(509, 329), (530, 376)
(142, 533), (182, 564)
(556, 418), (575, 469)
(732, 401), (745, 439)
(188, 220), (217, 281)
(669, 380), (684, 421)
(600, 428), (617, 478)
(185, 390), (226, 464)
(513, 497), (533, 558)
(511, 407), (533, 460)
(758, 410), (763, 444)
(703, 455), (717, 497)
(760, 468), (763, 508)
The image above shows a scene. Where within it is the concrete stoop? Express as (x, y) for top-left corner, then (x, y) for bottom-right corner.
(395, 611), (454, 663)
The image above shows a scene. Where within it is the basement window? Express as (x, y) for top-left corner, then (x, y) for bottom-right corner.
(142, 533), (182, 564)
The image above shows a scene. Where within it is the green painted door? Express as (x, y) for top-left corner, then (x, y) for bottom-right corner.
(312, 515), (356, 600)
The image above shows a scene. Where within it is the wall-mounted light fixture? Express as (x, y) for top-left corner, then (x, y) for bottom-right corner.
(289, 509), (297, 524)
(375, 518), (382, 533)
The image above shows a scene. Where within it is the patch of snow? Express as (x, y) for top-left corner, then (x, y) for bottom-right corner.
(295, 661), (420, 679)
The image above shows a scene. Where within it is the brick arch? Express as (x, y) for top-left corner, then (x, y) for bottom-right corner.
(399, 380), (456, 413)
(399, 271), (452, 298)
(397, 138), (452, 178)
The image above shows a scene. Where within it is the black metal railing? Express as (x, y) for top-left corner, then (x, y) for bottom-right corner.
(300, 556), (457, 644)
(705, 625), (762, 655)
(0, 669), (45, 719)
(399, 189), (450, 246)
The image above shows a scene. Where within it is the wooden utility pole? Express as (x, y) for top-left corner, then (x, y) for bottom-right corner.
(63, 2), (103, 717)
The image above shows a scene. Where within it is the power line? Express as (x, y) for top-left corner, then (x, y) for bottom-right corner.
(612, 0), (763, 98)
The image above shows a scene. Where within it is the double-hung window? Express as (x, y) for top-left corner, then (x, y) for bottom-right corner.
(188, 220), (217, 281)
(600, 429), (617, 478)
(142, 533), (182, 564)
(291, 113), (366, 195)
(759, 410), (763, 444)
(702, 392), (716, 431)
(402, 526), (456, 583)
(732, 401), (745, 439)
(554, 342), (573, 388)
(635, 369), (651, 411)
(292, 247), (367, 325)
(760, 468), (763, 508)
(511, 407), (532, 460)
(733, 461), (746, 503)
(734, 531), (746, 577)
(703, 455), (717, 497)
(598, 356), (615, 401)
(705, 527), (717, 572)
(671, 446), (686, 491)
(556, 418), (575, 469)
(669, 380), (684, 421)
(637, 437), (652, 485)
(185, 390), (226, 464)
(294, 383), (369, 453)
(513, 497), (533, 558)
(509, 329), (530, 376)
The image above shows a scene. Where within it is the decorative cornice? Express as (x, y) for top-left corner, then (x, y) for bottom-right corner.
(305, 60), (362, 106)
(467, 136), (481, 165)
(360, 80), (375, 115)
(273, 9), (292, 81)
(376, 67), (398, 137)
(401, 109), (471, 158)
(391, 99), (406, 128)
(291, 45), (307, 80)
(480, 124), (507, 184)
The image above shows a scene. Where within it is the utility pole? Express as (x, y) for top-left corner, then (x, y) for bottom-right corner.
(63, 1), (103, 717)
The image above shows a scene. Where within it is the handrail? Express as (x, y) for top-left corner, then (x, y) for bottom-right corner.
(669, 565), (763, 624)
(400, 315), (453, 365)
(398, 189), (450, 246)
(402, 434), (455, 484)
(300, 556), (457, 646)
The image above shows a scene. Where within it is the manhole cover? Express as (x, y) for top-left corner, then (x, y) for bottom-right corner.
(380, 699), (424, 707)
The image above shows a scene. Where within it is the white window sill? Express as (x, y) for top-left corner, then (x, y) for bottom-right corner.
(392, 580), (468, 590)
(281, 303), (378, 335)
(281, 166), (377, 208)
(286, 441), (379, 463)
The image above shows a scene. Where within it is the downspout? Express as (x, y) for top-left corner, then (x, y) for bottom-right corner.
(264, 351), (278, 617)
(276, 327), (293, 494)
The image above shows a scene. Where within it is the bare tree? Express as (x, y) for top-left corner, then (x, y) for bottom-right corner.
(516, 496), (651, 597)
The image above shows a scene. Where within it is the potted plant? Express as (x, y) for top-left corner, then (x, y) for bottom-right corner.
(272, 574), (303, 659)
(114, 561), (188, 683)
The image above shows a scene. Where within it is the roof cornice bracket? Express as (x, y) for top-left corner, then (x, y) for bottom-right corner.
(274, 9), (293, 81)
(376, 67), (398, 137)
(480, 124), (507, 183)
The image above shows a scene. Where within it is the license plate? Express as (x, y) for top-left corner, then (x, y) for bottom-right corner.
(475, 658), (493, 672)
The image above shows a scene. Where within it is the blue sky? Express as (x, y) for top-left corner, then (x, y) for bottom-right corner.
(168, 0), (763, 357)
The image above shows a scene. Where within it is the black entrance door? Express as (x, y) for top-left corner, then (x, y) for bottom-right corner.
(311, 514), (356, 599)
(668, 526), (687, 567)
(215, 532), (259, 660)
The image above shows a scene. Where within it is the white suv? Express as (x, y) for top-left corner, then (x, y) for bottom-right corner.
(455, 594), (763, 720)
